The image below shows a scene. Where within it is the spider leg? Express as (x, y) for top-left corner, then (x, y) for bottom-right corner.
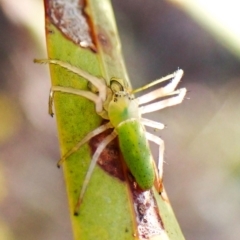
(145, 131), (164, 193)
(57, 122), (113, 167)
(49, 86), (103, 116)
(34, 59), (107, 102)
(140, 118), (165, 130)
(137, 69), (184, 105)
(140, 88), (187, 114)
(74, 131), (117, 215)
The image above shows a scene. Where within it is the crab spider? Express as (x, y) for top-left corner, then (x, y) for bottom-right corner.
(34, 59), (186, 215)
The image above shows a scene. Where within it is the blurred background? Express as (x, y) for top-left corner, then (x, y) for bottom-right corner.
(0, 0), (240, 239)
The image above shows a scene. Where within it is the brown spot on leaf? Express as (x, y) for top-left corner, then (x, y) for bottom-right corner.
(89, 121), (165, 239)
(45, 0), (96, 50)
(128, 178), (165, 239)
(89, 122), (125, 181)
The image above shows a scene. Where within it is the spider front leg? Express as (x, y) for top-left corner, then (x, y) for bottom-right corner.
(45, 63), (111, 166)
(136, 69), (184, 105)
(34, 59), (107, 102)
(48, 86), (104, 116)
(139, 88), (186, 114)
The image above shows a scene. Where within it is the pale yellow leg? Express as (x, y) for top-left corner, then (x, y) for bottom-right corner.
(140, 88), (187, 114)
(48, 86), (103, 116)
(74, 131), (117, 215)
(34, 59), (107, 102)
(137, 69), (184, 105)
(57, 122), (113, 167)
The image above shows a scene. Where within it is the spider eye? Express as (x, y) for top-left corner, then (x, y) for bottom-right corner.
(110, 78), (124, 92)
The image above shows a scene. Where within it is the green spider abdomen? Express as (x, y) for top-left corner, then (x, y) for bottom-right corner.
(116, 119), (155, 190)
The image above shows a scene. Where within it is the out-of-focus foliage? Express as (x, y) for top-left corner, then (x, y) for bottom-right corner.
(170, 0), (240, 58)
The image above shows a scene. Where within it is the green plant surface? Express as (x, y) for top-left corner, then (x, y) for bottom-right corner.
(42, 0), (185, 239)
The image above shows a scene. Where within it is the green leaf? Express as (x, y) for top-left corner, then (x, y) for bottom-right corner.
(41, 0), (185, 239)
